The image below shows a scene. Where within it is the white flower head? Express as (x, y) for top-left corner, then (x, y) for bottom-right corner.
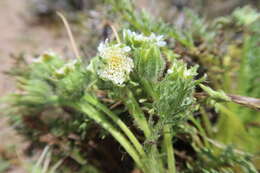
(97, 41), (134, 86)
(123, 29), (167, 47)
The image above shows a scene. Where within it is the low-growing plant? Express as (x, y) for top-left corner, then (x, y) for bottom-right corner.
(2, 1), (260, 173)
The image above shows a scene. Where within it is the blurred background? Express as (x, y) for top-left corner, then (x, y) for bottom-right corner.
(0, 0), (259, 172)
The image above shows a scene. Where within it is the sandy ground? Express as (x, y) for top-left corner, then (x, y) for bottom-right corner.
(0, 0), (72, 96)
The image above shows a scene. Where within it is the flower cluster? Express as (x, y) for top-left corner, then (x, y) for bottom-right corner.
(96, 41), (134, 86)
(123, 29), (166, 47)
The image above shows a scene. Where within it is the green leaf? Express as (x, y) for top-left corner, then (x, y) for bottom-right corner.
(55, 61), (93, 101)
(133, 44), (165, 82)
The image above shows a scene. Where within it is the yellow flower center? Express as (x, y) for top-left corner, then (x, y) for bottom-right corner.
(109, 56), (124, 70)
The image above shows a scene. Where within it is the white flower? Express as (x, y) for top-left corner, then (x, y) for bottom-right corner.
(97, 41), (134, 85)
(167, 69), (173, 74)
(123, 29), (167, 47)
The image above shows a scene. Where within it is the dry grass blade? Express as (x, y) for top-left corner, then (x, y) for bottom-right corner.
(57, 12), (80, 59)
(195, 92), (260, 111)
(228, 94), (260, 111)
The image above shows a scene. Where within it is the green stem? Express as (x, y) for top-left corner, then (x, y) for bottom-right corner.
(189, 116), (210, 148)
(73, 102), (145, 170)
(124, 87), (152, 138)
(140, 79), (157, 100)
(215, 103), (236, 117)
(200, 107), (213, 137)
(83, 94), (146, 157)
(163, 125), (176, 173)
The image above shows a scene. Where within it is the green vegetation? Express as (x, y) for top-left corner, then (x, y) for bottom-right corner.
(1, 1), (260, 172)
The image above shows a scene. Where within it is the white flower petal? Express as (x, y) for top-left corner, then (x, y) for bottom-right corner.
(122, 46), (131, 52)
(157, 41), (166, 47)
(96, 41), (134, 85)
(167, 69), (173, 74)
(123, 29), (167, 47)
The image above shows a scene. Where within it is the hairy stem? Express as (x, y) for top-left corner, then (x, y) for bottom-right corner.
(140, 79), (177, 173)
(140, 78), (158, 100)
(163, 125), (176, 173)
(124, 87), (152, 138)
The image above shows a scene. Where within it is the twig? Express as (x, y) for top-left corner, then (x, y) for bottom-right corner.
(57, 12), (80, 59)
(109, 23), (121, 43)
(205, 137), (251, 156)
(110, 101), (122, 109)
(195, 92), (260, 111)
(228, 94), (260, 110)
